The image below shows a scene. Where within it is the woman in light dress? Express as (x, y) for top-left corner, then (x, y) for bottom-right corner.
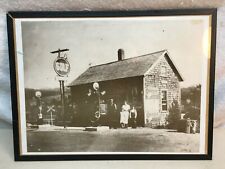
(120, 101), (130, 128)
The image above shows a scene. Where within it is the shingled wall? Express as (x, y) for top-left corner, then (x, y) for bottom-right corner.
(144, 56), (181, 125)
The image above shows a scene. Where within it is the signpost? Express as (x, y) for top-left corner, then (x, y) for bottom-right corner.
(92, 82), (106, 122)
(51, 48), (70, 128)
(93, 82), (101, 120)
(47, 105), (55, 126)
(35, 91), (43, 125)
(85, 82), (106, 131)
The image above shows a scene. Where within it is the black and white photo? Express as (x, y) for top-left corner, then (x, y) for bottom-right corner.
(7, 10), (216, 160)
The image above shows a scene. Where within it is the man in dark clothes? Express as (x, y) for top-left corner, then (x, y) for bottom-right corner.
(108, 99), (118, 129)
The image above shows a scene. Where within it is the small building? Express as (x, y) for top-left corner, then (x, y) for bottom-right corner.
(69, 49), (183, 127)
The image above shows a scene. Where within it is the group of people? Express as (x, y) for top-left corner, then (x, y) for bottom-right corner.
(85, 89), (138, 128)
(108, 99), (137, 129)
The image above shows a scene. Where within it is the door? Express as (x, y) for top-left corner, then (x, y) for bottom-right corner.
(144, 87), (160, 124)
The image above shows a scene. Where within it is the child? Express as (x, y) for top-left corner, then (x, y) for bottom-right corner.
(129, 106), (137, 128)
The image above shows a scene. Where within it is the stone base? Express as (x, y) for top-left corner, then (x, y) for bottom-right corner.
(84, 127), (97, 131)
(84, 126), (109, 131)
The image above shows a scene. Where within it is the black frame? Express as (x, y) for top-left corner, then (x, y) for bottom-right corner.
(7, 9), (217, 161)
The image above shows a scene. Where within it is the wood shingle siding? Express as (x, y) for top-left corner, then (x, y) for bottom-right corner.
(144, 56), (181, 125)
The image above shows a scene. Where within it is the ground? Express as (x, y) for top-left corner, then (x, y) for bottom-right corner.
(27, 126), (200, 153)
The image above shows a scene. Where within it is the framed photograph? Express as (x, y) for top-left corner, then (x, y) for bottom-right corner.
(7, 9), (217, 161)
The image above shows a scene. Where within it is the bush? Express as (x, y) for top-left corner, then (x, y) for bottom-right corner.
(176, 119), (187, 132)
(167, 99), (181, 129)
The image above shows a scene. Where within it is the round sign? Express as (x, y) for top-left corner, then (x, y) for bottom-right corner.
(35, 91), (42, 98)
(93, 82), (99, 90)
(53, 57), (70, 76)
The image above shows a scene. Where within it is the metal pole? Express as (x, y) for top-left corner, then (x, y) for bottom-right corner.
(59, 80), (64, 128)
(98, 89), (100, 113)
(51, 48), (69, 128)
(61, 80), (66, 128)
(50, 110), (53, 126)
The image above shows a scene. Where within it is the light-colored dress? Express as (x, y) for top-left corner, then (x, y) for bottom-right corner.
(120, 104), (130, 124)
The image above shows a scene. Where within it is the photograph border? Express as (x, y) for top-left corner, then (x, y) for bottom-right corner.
(7, 8), (217, 161)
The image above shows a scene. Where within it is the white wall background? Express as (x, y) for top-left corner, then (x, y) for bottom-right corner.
(0, 0), (225, 127)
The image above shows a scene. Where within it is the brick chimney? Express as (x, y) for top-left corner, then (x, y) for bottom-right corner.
(118, 49), (125, 61)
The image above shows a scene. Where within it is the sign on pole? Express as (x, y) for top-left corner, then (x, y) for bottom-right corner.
(53, 57), (70, 77)
(51, 48), (70, 128)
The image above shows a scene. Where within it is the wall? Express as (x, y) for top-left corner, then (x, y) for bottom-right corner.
(144, 54), (180, 124)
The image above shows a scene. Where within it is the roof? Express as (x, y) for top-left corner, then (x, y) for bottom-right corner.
(69, 50), (183, 86)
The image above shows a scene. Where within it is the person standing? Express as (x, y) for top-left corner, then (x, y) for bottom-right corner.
(129, 106), (137, 128)
(120, 101), (130, 128)
(108, 99), (118, 129)
(186, 118), (191, 134)
(191, 120), (197, 134)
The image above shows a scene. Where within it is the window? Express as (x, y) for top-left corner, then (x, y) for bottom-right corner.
(161, 90), (167, 111)
(161, 79), (167, 88)
(160, 66), (167, 76)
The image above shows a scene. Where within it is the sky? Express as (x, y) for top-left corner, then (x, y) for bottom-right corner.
(19, 16), (210, 89)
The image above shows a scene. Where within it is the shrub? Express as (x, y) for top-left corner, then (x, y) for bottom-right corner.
(167, 99), (181, 129)
(176, 119), (187, 132)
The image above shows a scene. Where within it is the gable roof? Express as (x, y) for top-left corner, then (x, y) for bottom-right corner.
(69, 50), (183, 86)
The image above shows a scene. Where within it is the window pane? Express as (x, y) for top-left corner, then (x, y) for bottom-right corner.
(162, 91), (167, 100)
(162, 104), (167, 111)
(161, 91), (167, 111)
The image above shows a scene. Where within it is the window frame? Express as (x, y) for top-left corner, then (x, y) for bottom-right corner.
(161, 90), (168, 112)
